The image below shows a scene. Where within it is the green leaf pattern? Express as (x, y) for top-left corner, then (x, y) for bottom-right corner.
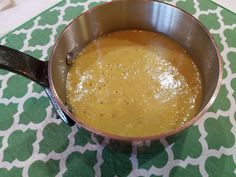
(0, 0), (236, 176)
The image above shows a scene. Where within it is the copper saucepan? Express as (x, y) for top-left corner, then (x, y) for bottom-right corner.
(0, 0), (222, 141)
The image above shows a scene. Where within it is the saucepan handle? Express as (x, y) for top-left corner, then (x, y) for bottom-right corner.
(0, 45), (49, 87)
(0, 45), (74, 126)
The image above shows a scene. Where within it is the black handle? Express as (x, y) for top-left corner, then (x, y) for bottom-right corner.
(0, 45), (49, 87)
(0, 45), (75, 126)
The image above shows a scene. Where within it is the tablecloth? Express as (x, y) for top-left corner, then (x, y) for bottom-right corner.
(0, 0), (236, 176)
(0, 0), (59, 37)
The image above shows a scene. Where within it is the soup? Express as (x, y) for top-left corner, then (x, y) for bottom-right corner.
(66, 30), (202, 137)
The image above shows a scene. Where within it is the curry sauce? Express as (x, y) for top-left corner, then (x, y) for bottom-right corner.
(66, 30), (202, 137)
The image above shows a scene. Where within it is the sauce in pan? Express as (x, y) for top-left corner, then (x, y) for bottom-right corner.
(66, 30), (202, 137)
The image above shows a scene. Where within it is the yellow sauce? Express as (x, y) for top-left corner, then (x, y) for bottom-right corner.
(66, 30), (202, 137)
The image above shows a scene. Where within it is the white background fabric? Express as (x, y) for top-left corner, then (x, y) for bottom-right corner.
(0, 0), (59, 37)
(211, 0), (236, 14)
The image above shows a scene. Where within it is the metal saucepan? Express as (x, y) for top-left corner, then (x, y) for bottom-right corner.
(0, 0), (222, 141)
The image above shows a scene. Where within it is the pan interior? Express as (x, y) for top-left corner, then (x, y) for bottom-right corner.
(49, 0), (220, 130)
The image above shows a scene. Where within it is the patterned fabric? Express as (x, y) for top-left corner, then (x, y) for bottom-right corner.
(0, 0), (236, 176)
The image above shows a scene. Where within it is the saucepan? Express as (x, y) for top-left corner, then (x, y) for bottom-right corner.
(0, 0), (222, 141)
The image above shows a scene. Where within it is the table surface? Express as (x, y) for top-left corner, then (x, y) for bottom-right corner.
(0, 0), (236, 177)
(0, 0), (59, 37)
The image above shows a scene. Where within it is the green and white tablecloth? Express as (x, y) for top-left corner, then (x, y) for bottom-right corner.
(0, 0), (236, 176)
